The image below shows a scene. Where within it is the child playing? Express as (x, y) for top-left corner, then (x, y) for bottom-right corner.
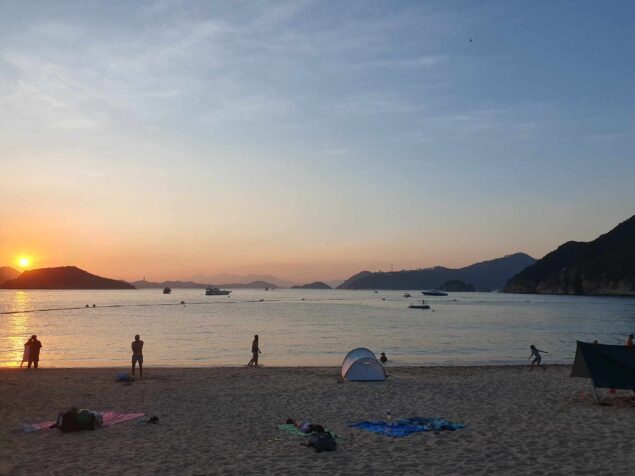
(528, 345), (547, 371)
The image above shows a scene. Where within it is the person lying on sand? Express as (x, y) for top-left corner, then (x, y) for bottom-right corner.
(285, 418), (325, 434)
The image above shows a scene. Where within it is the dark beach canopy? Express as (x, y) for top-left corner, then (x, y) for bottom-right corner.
(571, 341), (635, 390)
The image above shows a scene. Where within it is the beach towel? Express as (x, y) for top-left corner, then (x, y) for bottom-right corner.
(277, 424), (337, 438)
(22, 411), (145, 433)
(349, 417), (464, 437)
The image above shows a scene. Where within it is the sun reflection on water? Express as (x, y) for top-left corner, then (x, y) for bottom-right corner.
(1, 291), (30, 368)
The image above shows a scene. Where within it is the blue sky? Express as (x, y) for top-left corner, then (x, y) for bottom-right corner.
(0, 1), (634, 281)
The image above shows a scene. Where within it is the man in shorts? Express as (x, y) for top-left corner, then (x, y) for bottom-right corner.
(27, 335), (42, 369)
(131, 334), (144, 379)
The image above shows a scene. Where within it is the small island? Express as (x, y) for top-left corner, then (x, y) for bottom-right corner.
(291, 281), (332, 290)
(1, 266), (135, 290)
(439, 279), (475, 292)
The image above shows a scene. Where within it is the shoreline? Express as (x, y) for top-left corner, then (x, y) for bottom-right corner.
(2, 365), (633, 475)
(0, 363), (575, 371)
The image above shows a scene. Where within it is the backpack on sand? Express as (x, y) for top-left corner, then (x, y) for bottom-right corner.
(56, 411), (82, 433)
(307, 432), (337, 452)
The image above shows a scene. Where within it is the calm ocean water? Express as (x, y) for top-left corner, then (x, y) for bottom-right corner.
(1, 289), (634, 368)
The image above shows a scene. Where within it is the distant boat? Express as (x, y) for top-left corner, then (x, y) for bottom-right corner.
(403, 293), (411, 298)
(409, 300), (430, 310)
(163, 287), (172, 294)
(205, 287), (231, 296)
(421, 290), (448, 296)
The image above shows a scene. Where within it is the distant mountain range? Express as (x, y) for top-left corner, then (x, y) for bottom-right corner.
(0, 266), (20, 285)
(132, 279), (278, 289)
(291, 281), (332, 290)
(189, 273), (294, 288)
(1, 266), (135, 289)
(336, 253), (536, 290)
(504, 215), (635, 295)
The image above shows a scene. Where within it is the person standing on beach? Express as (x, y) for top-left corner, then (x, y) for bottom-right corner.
(131, 334), (144, 379)
(20, 338), (31, 368)
(528, 344), (547, 371)
(247, 335), (261, 367)
(626, 334), (634, 349)
(26, 335), (42, 369)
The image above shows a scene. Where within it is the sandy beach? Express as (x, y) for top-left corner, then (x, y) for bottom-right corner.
(1, 365), (633, 475)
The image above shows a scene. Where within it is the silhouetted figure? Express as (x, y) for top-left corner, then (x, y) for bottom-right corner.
(528, 344), (547, 371)
(27, 335), (42, 369)
(626, 334), (634, 349)
(131, 334), (144, 379)
(380, 352), (388, 363)
(247, 335), (261, 367)
(21, 339), (31, 367)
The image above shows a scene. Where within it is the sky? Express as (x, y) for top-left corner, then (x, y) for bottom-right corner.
(1, 0), (634, 283)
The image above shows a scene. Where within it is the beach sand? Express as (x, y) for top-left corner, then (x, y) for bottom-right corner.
(1, 365), (633, 475)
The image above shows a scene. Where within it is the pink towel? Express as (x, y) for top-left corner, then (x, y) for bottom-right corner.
(22, 411), (145, 432)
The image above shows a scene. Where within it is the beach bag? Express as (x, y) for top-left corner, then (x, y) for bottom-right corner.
(116, 372), (134, 382)
(307, 432), (337, 452)
(56, 411), (82, 433)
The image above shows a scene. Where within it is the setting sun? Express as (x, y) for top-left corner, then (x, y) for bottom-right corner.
(17, 257), (30, 268)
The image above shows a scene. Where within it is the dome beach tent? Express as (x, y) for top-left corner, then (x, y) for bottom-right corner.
(571, 341), (635, 403)
(341, 348), (386, 381)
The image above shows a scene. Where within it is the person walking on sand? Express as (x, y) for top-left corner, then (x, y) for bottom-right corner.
(528, 344), (547, 371)
(26, 335), (42, 369)
(131, 334), (144, 379)
(247, 335), (261, 367)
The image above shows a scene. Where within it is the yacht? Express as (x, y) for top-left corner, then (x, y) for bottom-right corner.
(421, 289), (448, 296)
(205, 287), (231, 296)
(163, 287), (172, 294)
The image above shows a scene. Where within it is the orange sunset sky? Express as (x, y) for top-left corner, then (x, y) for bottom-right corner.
(1, 2), (634, 283)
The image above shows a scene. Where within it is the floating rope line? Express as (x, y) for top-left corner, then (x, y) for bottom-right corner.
(0, 296), (355, 315)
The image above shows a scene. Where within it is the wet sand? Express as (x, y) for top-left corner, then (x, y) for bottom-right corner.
(1, 366), (633, 475)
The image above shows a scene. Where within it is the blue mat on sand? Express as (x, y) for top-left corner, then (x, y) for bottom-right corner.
(349, 417), (464, 437)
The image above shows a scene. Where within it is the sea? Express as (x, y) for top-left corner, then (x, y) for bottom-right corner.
(1, 289), (634, 368)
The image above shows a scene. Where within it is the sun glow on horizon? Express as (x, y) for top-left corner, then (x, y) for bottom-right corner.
(17, 257), (31, 268)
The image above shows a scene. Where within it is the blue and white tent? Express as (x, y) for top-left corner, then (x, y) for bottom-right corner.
(341, 348), (386, 381)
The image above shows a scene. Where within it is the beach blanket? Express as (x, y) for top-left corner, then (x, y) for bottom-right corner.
(22, 411), (145, 433)
(277, 424), (337, 438)
(349, 417), (464, 437)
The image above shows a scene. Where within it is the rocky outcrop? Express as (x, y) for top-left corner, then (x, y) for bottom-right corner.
(504, 215), (635, 295)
